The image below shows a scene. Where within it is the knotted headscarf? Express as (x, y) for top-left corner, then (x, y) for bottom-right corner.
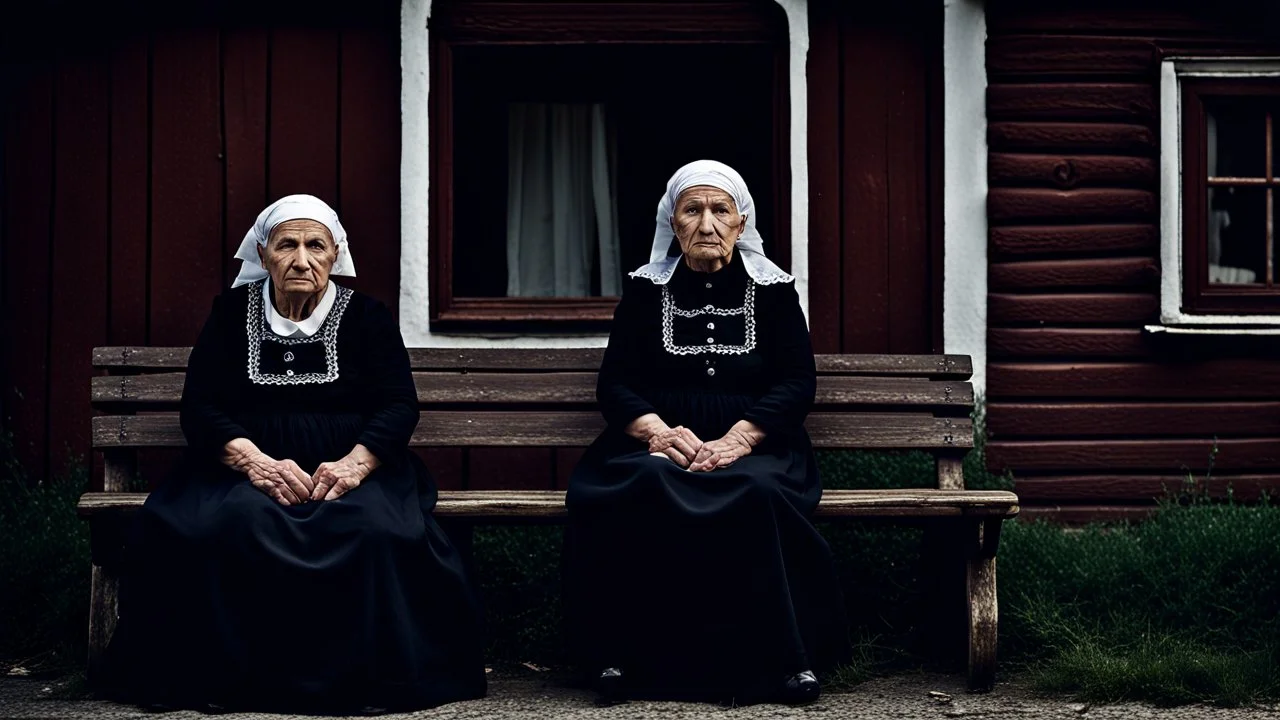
(231, 194), (356, 288)
(629, 160), (792, 286)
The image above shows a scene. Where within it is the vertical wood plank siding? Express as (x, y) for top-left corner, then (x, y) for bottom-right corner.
(985, 2), (1280, 512)
(48, 53), (111, 475)
(807, 1), (943, 355)
(2, 60), (55, 479)
(0, 5), (404, 486)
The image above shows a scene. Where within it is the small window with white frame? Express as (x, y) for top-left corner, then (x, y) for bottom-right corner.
(1160, 58), (1280, 326)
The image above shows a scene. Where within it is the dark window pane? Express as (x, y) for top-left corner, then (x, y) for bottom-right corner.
(450, 44), (778, 298)
(1205, 98), (1268, 179)
(1273, 109), (1280, 180)
(1271, 191), (1277, 286)
(1207, 186), (1268, 284)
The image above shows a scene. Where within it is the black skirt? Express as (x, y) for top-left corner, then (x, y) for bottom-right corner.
(564, 389), (850, 701)
(104, 410), (487, 714)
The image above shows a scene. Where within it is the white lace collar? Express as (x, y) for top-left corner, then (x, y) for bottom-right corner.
(263, 280), (337, 338)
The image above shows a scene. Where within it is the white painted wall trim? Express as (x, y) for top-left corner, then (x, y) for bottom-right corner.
(398, 0), (810, 347)
(774, 0), (811, 322)
(399, 0), (435, 347)
(1158, 57), (1280, 328)
(942, 0), (988, 395)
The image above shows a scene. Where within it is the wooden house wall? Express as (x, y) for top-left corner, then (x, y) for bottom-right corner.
(806, 0), (944, 357)
(0, 3), (405, 486)
(984, 1), (1280, 519)
(0, 0), (944, 492)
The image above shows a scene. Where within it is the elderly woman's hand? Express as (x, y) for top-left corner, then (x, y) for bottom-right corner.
(689, 421), (765, 472)
(648, 426), (705, 468)
(627, 413), (703, 467)
(311, 444), (380, 501)
(223, 438), (314, 505)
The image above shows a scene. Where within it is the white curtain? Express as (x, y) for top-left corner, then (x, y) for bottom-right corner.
(506, 103), (621, 297)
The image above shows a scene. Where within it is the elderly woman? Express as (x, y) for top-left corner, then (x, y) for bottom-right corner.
(564, 161), (850, 705)
(105, 195), (486, 714)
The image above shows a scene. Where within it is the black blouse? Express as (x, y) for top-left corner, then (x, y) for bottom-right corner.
(178, 281), (419, 469)
(597, 257), (816, 438)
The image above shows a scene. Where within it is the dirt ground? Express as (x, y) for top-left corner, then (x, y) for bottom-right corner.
(1, 669), (1276, 720)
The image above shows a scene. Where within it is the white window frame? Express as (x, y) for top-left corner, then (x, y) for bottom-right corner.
(398, 0), (811, 348)
(1157, 57), (1280, 329)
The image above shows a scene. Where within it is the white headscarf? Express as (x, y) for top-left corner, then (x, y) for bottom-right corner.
(231, 194), (356, 288)
(629, 160), (793, 286)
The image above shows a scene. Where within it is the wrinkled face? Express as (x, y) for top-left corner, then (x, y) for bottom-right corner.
(258, 219), (337, 295)
(671, 185), (745, 265)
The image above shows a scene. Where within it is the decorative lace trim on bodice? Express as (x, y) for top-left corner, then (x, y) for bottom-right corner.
(246, 280), (353, 385)
(661, 282), (757, 356)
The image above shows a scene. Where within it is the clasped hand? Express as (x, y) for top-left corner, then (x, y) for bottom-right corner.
(642, 418), (763, 472)
(224, 439), (374, 506)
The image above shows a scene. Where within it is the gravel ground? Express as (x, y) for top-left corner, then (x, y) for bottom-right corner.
(1, 670), (1277, 720)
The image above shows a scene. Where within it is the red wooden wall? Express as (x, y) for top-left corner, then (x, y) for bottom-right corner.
(806, 0), (945, 356)
(984, 1), (1280, 520)
(1, 4), (403, 483)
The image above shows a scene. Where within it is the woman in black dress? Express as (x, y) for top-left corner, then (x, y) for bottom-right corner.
(564, 161), (850, 705)
(105, 195), (486, 714)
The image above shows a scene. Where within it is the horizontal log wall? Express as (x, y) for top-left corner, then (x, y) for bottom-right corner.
(985, 1), (1280, 517)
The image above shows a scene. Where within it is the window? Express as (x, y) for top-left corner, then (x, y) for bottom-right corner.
(1161, 59), (1280, 325)
(428, 0), (790, 330)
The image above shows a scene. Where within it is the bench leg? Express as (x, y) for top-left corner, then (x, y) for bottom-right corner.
(87, 563), (119, 687)
(85, 509), (129, 689)
(966, 520), (1000, 692)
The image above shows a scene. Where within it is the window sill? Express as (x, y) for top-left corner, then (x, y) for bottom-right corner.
(1144, 324), (1280, 336)
(431, 297), (619, 333)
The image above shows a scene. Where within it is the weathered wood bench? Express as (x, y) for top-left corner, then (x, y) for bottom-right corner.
(78, 347), (1018, 691)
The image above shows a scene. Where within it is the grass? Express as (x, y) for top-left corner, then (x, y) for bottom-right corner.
(1000, 493), (1280, 707)
(1, 420), (1278, 707)
(1030, 634), (1278, 707)
(0, 432), (91, 676)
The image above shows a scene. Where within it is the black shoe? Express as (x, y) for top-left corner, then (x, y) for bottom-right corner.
(593, 667), (626, 705)
(779, 670), (820, 705)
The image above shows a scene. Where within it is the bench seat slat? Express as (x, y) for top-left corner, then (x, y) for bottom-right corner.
(77, 489), (1019, 519)
(91, 412), (974, 450)
(91, 373), (975, 408)
(92, 347), (974, 379)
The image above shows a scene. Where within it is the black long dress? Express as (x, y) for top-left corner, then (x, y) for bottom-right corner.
(564, 258), (850, 702)
(105, 281), (486, 714)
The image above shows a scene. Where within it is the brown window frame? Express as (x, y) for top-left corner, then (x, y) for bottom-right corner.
(427, 1), (791, 330)
(1180, 78), (1280, 315)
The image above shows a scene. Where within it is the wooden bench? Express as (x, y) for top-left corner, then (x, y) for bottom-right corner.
(78, 347), (1019, 691)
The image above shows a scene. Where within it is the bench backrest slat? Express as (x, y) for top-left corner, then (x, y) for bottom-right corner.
(91, 412), (973, 450)
(91, 373), (974, 409)
(93, 347), (974, 380)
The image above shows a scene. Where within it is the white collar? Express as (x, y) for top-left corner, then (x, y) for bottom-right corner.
(263, 281), (338, 338)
